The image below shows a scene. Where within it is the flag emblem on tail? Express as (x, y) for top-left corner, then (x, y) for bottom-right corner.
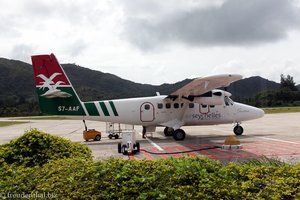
(37, 72), (72, 98)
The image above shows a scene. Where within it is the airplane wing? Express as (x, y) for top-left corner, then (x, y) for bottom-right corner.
(167, 74), (242, 101)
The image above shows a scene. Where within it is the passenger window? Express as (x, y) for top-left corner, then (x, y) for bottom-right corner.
(210, 105), (215, 108)
(157, 103), (163, 109)
(189, 103), (194, 108)
(202, 104), (208, 108)
(174, 103), (179, 109)
(144, 104), (150, 110)
(166, 103), (171, 109)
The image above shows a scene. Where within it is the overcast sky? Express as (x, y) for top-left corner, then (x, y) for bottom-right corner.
(1, 0), (300, 85)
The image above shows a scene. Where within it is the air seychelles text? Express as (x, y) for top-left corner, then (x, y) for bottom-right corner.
(192, 112), (221, 120)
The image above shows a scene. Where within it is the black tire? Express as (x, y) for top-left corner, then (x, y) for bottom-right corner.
(108, 134), (113, 139)
(173, 129), (186, 141)
(95, 135), (101, 141)
(164, 127), (174, 136)
(122, 145), (128, 155)
(118, 143), (122, 153)
(115, 134), (119, 139)
(234, 125), (244, 136)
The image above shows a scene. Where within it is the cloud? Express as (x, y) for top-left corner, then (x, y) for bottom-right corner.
(10, 44), (35, 63)
(122, 0), (300, 50)
(66, 39), (88, 57)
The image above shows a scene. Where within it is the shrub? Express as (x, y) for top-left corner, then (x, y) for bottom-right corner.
(0, 130), (299, 199)
(0, 129), (92, 167)
(29, 157), (299, 199)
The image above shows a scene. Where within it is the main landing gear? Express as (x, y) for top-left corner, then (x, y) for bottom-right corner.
(164, 127), (186, 141)
(233, 123), (244, 136)
(164, 127), (173, 136)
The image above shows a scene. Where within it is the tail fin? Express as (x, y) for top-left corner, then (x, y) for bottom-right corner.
(31, 53), (86, 116)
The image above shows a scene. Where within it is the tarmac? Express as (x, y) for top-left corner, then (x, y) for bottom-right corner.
(0, 113), (300, 164)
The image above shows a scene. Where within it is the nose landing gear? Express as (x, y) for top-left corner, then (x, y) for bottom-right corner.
(233, 123), (244, 136)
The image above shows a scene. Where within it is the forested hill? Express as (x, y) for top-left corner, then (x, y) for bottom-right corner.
(228, 76), (280, 99)
(0, 57), (286, 116)
(62, 64), (191, 101)
(0, 58), (35, 100)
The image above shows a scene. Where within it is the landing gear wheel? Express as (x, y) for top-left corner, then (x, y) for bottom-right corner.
(234, 125), (244, 136)
(164, 127), (174, 136)
(173, 129), (186, 141)
(122, 145), (128, 155)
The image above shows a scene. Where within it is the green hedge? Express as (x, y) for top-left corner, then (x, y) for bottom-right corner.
(0, 130), (299, 199)
(0, 129), (92, 167)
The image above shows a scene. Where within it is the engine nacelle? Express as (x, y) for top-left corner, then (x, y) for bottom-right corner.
(193, 96), (223, 105)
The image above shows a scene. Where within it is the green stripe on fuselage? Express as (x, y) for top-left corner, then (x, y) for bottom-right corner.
(84, 102), (99, 116)
(99, 102), (110, 116)
(109, 101), (119, 116)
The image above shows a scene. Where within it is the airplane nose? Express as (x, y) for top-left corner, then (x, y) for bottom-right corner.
(256, 108), (265, 118)
(235, 103), (265, 121)
(248, 106), (265, 119)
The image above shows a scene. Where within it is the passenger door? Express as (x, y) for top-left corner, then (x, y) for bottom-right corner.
(140, 102), (155, 122)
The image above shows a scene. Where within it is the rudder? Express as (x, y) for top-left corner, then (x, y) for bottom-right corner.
(31, 53), (86, 116)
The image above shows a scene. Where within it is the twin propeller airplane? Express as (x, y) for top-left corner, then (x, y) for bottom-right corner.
(31, 53), (264, 141)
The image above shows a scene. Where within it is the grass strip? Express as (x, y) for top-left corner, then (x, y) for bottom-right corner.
(263, 106), (300, 114)
(0, 121), (28, 127)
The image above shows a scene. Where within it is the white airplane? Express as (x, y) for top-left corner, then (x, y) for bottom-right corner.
(31, 53), (264, 141)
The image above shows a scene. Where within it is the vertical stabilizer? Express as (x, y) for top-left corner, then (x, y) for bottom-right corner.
(31, 53), (86, 116)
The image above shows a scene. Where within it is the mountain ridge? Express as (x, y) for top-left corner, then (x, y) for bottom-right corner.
(0, 57), (283, 102)
(1, 57), (294, 116)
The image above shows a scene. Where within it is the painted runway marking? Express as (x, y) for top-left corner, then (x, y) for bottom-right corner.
(258, 137), (300, 145)
(131, 139), (300, 161)
(150, 147), (168, 159)
(138, 132), (164, 151)
(146, 137), (164, 151)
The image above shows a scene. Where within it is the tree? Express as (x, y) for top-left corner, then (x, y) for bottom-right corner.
(280, 74), (298, 91)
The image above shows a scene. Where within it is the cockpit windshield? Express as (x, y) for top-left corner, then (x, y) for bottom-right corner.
(224, 96), (234, 106)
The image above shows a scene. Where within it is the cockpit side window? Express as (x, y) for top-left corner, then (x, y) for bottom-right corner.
(229, 98), (234, 105)
(224, 96), (229, 106)
(224, 96), (234, 106)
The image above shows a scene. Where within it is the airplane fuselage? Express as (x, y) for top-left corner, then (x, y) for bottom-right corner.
(79, 92), (264, 129)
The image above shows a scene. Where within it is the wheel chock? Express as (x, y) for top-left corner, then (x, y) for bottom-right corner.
(222, 135), (242, 150)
